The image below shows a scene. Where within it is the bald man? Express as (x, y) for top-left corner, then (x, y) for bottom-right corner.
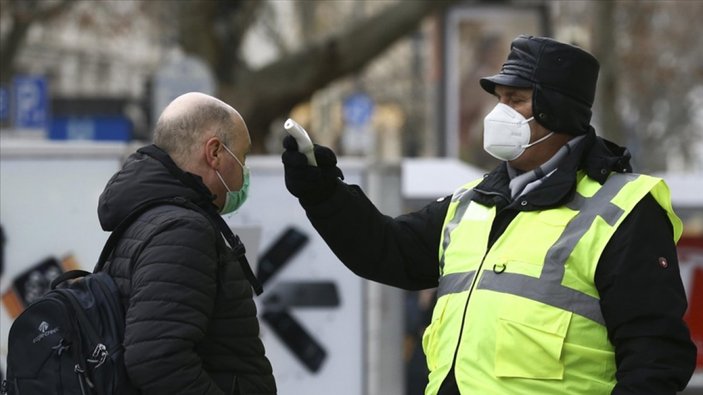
(98, 92), (276, 394)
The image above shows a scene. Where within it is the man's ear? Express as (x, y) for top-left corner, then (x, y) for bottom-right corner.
(203, 137), (223, 168)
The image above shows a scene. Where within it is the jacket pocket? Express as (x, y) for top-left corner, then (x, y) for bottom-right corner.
(494, 304), (571, 380)
(421, 296), (450, 372)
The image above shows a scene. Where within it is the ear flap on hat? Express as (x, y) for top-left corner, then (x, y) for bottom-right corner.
(532, 86), (593, 135)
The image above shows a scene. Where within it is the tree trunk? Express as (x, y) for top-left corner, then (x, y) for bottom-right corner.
(0, 0), (74, 84)
(592, 0), (623, 145)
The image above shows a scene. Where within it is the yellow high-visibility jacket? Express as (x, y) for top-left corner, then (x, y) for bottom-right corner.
(423, 172), (681, 395)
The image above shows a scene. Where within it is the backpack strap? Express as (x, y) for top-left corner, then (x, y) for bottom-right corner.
(203, 208), (262, 295)
(50, 269), (91, 289)
(92, 194), (263, 296)
(93, 196), (199, 273)
(50, 197), (192, 290)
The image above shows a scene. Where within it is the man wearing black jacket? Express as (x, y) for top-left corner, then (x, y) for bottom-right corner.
(282, 35), (696, 394)
(99, 92), (275, 394)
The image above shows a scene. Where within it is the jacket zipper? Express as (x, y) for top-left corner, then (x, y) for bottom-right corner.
(442, 250), (490, 389)
(441, 189), (510, 390)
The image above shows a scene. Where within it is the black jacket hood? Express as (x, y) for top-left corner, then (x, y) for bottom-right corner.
(98, 145), (216, 231)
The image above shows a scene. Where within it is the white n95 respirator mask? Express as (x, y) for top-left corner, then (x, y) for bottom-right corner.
(483, 103), (553, 161)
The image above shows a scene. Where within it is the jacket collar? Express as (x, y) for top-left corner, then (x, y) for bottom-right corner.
(137, 144), (217, 208)
(472, 127), (632, 211)
(98, 145), (218, 231)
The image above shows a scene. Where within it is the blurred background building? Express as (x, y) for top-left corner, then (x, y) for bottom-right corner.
(1, 0), (702, 394)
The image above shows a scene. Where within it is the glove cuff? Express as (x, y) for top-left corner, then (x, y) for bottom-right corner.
(299, 178), (340, 206)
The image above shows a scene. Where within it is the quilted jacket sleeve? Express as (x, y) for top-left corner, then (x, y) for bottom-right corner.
(122, 209), (224, 395)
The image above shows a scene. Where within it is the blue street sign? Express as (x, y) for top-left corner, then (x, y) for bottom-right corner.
(49, 116), (132, 141)
(12, 75), (48, 129)
(343, 93), (374, 127)
(0, 87), (8, 122)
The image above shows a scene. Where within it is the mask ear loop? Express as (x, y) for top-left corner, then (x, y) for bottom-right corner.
(215, 170), (232, 192)
(220, 143), (247, 181)
(221, 144), (245, 167)
(521, 131), (554, 149)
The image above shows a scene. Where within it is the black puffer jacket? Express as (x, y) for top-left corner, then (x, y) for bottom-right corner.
(300, 129), (696, 395)
(98, 145), (275, 395)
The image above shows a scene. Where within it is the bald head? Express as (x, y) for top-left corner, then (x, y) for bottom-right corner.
(153, 92), (246, 168)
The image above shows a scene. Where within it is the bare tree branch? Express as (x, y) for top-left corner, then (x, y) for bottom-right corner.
(0, 0), (74, 84)
(258, 1), (291, 57)
(178, 0), (263, 83)
(592, 0), (622, 145)
(223, 0), (460, 151)
(224, 0), (263, 57)
(177, 1), (220, 74)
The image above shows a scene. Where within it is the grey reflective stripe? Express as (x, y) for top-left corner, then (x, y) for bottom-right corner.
(541, 174), (634, 285)
(439, 188), (474, 275)
(441, 173), (640, 325)
(478, 271), (607, 325)
(437, 271), (476, 298)
(452, 187), (473, 203)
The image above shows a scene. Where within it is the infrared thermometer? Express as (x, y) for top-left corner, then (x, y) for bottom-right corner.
(284, 118), (317, 166)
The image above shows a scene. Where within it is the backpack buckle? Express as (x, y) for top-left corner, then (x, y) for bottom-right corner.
(51, 338), (71, 356)
(87, 343), (108, 368)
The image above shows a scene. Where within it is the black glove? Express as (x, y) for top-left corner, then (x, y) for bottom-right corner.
(282, 135), (344, 205)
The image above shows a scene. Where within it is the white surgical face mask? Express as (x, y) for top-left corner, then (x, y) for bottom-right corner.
(483, 103), (554, 161)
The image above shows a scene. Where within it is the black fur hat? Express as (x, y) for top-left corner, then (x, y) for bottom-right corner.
(480, 35), (600, 135)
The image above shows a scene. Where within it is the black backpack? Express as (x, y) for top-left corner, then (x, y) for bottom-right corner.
(1, 198), (198, 395)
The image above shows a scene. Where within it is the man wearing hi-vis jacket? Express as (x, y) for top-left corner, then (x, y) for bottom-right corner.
(281, 35), (696, 394)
